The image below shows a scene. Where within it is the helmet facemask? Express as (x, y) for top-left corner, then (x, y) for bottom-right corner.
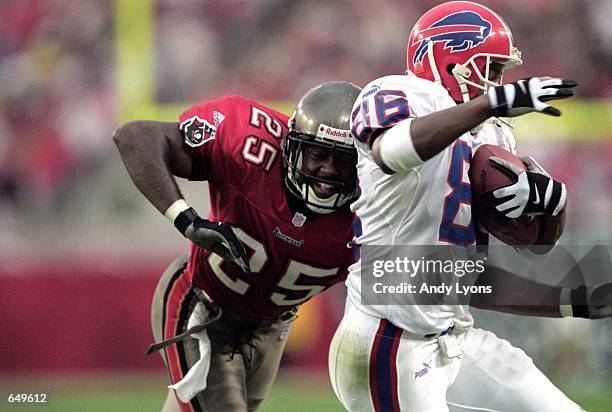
(450, 47), (522, 103)
(282, 131), (358, 214)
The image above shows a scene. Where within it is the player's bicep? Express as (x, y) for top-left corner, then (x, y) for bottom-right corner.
(371, 128), (402, 174)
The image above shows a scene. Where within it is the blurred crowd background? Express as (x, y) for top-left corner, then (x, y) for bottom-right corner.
(0, 0), (610, 405)
(0, 0), (610, 222)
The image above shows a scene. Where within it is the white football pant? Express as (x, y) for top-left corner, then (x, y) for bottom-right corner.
(329, 299), (584, 412)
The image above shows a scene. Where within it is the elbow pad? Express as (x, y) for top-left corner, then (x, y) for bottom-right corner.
(378, 119), (424, 173)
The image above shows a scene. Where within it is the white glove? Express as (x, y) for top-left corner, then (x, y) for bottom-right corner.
(488, 77), (577, 117)
(489, 156), (567, 219)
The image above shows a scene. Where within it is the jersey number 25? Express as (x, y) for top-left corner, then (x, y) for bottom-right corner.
(208, 227), (339, 306)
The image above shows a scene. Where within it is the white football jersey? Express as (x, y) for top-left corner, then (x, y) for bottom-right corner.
(346, 73), (516, 334)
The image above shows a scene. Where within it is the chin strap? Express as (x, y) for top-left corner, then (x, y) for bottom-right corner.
(451, 63), (472, 104)
(287, 167), (338, 214)
(452, 59), (516, 131)
(303, 183), (339, 214)
(427, 43), (442, 86)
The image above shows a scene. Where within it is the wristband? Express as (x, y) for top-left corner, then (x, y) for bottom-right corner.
(570, 286), (589, 318)
(551, 182), (567, 216)
(174, 208), (200, 235)
(164, 199), (199, 235)
(487, 86), (510, 118)
(378, 119), (424, 173)
(559, 286), (589, 318)
(164, 199), (190, 223)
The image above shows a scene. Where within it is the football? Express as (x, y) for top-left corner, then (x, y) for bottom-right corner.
(470, 144), (541, 246)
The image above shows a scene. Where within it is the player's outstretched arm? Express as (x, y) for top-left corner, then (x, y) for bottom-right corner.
(470, 265), (612, 319)
(373, 93), (493, 168)
(113, 121), (250, 272)
(372, 77), (577, 172)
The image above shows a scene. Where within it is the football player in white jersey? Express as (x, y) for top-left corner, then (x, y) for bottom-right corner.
(329, 2), (612, 411)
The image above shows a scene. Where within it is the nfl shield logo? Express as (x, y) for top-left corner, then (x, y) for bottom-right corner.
(291, 212), (307, 227)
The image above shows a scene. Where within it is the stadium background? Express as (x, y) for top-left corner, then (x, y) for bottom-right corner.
(0, 0), (610, 410)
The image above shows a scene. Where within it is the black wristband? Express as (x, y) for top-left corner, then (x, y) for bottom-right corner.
(545, 180), (563, 215)
(571, 286), (590, 318)
(492, 86), (507, 117)
(174, 207), (199, 235)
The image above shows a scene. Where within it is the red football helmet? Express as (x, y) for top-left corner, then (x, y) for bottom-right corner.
(407, 1), (522, 103)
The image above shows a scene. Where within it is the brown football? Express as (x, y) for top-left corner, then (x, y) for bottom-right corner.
(470, 144), (541, 246)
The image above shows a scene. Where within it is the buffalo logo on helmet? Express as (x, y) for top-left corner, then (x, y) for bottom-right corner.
(180, 115), (217, 147)
(412, 11), (492, 65)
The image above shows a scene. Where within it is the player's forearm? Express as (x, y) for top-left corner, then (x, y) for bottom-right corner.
(411, 95), (492, 160)
(471, 264), (563, 317)
(113, 121), (184, 214)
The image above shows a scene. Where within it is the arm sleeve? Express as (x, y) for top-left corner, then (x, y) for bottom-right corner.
(377, 118), (424, 172)
(350, 86), (412, 147)
(178, 96), (237, 181)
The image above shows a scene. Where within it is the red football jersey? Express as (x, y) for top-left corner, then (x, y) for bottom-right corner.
(178, 96), (355, 317)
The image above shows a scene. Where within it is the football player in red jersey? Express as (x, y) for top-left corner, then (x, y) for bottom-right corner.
(114, 81), (361, 412)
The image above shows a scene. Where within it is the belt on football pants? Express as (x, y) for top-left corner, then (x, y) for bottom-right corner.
(145, 287), (297, 355)
(145, 287), (223, 355)
(423, 325), (454, 339)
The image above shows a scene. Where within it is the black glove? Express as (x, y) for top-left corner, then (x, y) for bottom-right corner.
(562, 284), (612, 319)
(174, 208), (251, 273)
(489, 156), (567, 218)
(487, 77), (577, 117)
(588, 283), (612, 319)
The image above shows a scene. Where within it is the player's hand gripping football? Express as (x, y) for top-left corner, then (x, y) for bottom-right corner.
(488, 155), (566, 219)
(175, 208), (251, 272)
(488, 77), (577, 117)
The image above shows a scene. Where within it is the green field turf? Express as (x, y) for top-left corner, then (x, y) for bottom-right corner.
(1, 372), (610, 411)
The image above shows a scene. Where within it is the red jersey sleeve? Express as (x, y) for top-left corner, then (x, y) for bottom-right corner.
(178, 95), (289, 186)
(178, 95), (242, 183)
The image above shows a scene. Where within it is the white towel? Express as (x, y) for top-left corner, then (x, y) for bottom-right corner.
(168, 302), (212, 402)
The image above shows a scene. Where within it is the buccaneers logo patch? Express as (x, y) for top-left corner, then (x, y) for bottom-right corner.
(180, 115), (217, 147)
